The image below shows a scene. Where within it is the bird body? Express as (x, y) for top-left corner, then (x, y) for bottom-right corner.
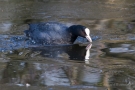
(24, 22), (92, 45)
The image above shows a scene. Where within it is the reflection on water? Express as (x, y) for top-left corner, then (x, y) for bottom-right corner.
(0, 62), (102, 87)
(101, 42), (135, 60)
(0, 0), (135, 90)
(6, 44), (92, 61)
(0, 43), (103, 88)
(101, 41), (135, 90)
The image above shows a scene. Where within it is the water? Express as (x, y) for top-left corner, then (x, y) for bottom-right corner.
(0, 0), (135, 90)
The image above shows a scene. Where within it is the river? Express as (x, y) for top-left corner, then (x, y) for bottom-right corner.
(0, 0), (135, 90)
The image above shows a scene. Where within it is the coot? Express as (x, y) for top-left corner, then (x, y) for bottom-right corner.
(24, 22), (92, 45)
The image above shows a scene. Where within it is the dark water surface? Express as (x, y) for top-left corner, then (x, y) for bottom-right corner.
(0, 0), (135, 90)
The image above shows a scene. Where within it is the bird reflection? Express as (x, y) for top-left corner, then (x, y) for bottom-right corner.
(31, 44), (92, 63)
(85, 44), (92, 64)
